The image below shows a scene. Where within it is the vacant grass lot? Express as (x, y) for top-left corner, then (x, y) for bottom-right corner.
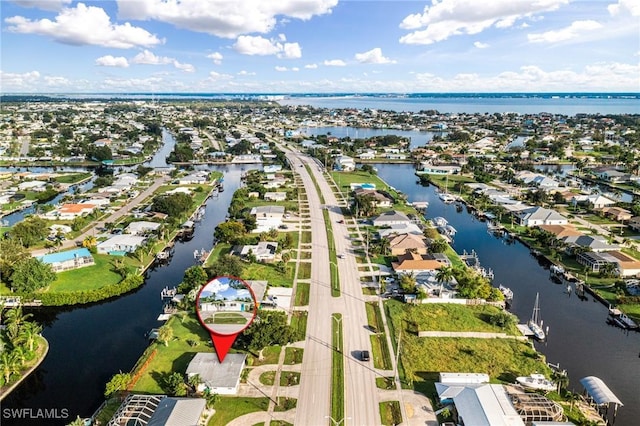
(294, 282), (310, 306)
(297, 262), (311, 280)
(290, 311), (308, 341)
(208, 397), (269, 426)
(243, 262), (293, 287)
(379, 401), (402, 426)
(284, 347), (303, 365)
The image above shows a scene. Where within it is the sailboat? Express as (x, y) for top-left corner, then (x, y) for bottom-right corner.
(528, 293), (546, 340)
(438, 175), (456, 203)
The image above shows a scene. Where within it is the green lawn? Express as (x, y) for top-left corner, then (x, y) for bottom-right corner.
(297, 262), (311, 280)
(274, 397), (297, 412)
(284, 347), (303, 365)
(331, 313), (344, 423)
(294, 282), (310, 306)
(300, 231), (312, 244)
(208, 397), (269, 426)
(370, 334), (393, 370)
(130, 315), (213, 394)
(379, 401), (402, 426)
(259, 370), (276, 386)
(290, 311), (308, 342)
(366, 302), (385, 333)
(376, 377), (395, 390)
(54, 172), (92, 184)
(280, 371), (300, 387)
(47, 254), (124, 292)
(249, 345), (281, 366)
(243, 262), (293, 287)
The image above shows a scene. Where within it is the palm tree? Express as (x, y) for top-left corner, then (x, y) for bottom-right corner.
(157, 324), (173, 347)
(436, 266), (455, 286)
(19, 321), (42, 352)
(82, 235), (97, 249)
(4, 307), (33, 344)
(0, 351), (19, 384)
(111, 258), (128, 278)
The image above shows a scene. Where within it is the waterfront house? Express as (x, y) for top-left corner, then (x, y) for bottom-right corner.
(334, 155), (356, 171)
(372, 210), (412, 227)
(392, 251), (443, 275)
(353, 188), (394, 208)
(177, 171), (208, 185)
(264, 192), (287, 202)
(97, 234), (146, 254)
(263, 165), (282, 173)
(514, 206), (568, 227)
(377, 222), (424, 238)
(563, 235), (619, 252)
(231, 241), (278, 262)
(584, 194), (617, 210)
(250, 205), (285, 233)
(44, 203), (97, 220)
(608, 251), (640, 277)
(185, 353), (247, 395)
(37, 248), (95, 272)
(597, 206), (632, 222)
(108, 395), (207, 426)
(387, 233), (429, 256)
(419, 162), (461, 175)
(126, 221), (161, 236)
(629, 216), (640, 232)
(538, 224), (583, 239)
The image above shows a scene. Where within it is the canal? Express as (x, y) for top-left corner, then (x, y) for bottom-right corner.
(2, 164), (248, 425)
(376, 163), (640, 425)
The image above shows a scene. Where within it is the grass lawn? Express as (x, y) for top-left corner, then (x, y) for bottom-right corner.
(274, 397), (297, 412)
(370, 334), (393, 370)
(297, 262), (311, 280)
(54, 172), (92, 184)
(130, 315), (213, 394)
(210, 312), (248, 324)
(259, 370), (276, 386)
(362, 287), (378, 296)
(284, 347), (303, 365)
(290, 311), (308, 342)
(249, 345), (281, 366)
(280, 371), (300, 387)
(47, 254), (124, 292)
(301, 231), (312, 244)
(331, 313), (344, 423)
(376, 377), (395, 390)
(243, 262), (293, 287)
(294, 282), (310, 306)
(391, 301), (519, 335)
(208, 397), (269, 426)
(299, 251), (312, 260)
(205, 243), (231, 266)
(366, 302), (385, 333)
(379, 401), (402, 426)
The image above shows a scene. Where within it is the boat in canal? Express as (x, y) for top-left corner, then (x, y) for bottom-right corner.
(498, 284), (513, 302)
(607, 306), (639, 330)
(516, 373), (556, 392)
(528, 293), (546, 340)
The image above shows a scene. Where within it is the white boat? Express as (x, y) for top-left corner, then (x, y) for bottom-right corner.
(528, 293), (546, 340)
(498, 285), (513, 301)
(516, 373), (556, 392)
(438, 192), (457, 203)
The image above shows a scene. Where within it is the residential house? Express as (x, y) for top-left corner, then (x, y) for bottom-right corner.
(264, 192), (287, 202)
(250, 205), (285, 233)
(372, 210), (412, 227)
(126, 221), (161, 236)
(392, 251), (444, 275)
(562, 235), (619, 252)
(177, 171), (209, 185)
(334, 155), (355, 171)
(44, 203), (97, 220)
(629, 216), (640, 232)
(231, 241), (278, 262)
(584, 194), (617, 209)
(97, 234), (146, 254)
(593, 168), (631, 183)
(387, 233), (428, 256)
(263, 165), (282, 173)
(608, 251), (640, 277)
(598, 206), (632, 222)
(419, 163), (462, 175)
(185, 353), (247, 395)
(147, 398), (207, 426)
(377, 223), (423, 239)
(353, 188), (393, 208)
(514, 206), (568, 227)
(37, 248), (95, 272)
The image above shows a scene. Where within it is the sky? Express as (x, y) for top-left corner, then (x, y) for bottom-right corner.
(1, 0), (639, 93)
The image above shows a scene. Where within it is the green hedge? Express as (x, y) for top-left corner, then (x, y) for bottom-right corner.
(21, 274), (145, 306)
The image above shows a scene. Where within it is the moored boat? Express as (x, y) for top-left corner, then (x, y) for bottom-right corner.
(516, 373), (556, 392)
(498, 284), (513, 301)
(528, 293), (546, 340)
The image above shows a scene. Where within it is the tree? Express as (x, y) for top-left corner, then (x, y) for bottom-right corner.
(9, 257), (56, 293)
(214, 221), (246, 244)
(18, 320), (42, 352)
(429, 238), (449, 253)
(207, 254), (244, 278)
(164, 372), (187, 396)
(399, 273), (417, 293)
(4, 307), (33, 344)
(104, 372), (131, 398)
(435, 266), (454, 286)
(157, 324), (173, 346)
(353, 193), (377, 217)
(0, 351), (18, 384)
(67, 416), (86, 426)
(10, 216), (49, 247)
(151, 192), (193, 217)
(188, 373), (201, 392)
(0, 239), (29, 283)
(111, 258), (129, 279)
(239, 310), (292, 353)
(178, 266), (208, 293)
(82, 235), (97, 249)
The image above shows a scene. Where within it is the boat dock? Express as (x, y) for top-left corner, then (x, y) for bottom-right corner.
(160, 286), (177, 299)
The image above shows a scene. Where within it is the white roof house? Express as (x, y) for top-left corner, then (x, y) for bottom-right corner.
(97, 234), (146, 254)
(377, 222), (424, 238)
(264, 192), (287, 202)
(372, 210), (412, 227)
(185, 353), (247, 395)
(515, 207), (567, 227)
(250, 205), (285, 233)
(126, 221), (161, 235)
(231, 241), (278, 262)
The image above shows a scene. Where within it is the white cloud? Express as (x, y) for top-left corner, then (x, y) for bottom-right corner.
(474, 41), (490, 49)
(399, 0), (568, 45)
(130, 49), (173, 65)
(275, 66), (288, 72)
(354, 48), (396, 64)
(44, 76), (71, 86)
(291, 67), (299, 71)
(281, 42), (302, 59)
(0, 70), (41, 89)
(608, 0), (640, 17)
(95, 55), (130, 67)
(233, 35), (302, 58)
(528, 20), (602, 43)
(10, 0), (72, 11)
(5, 3), (162, 49)
(237, 70), (256, 76)
(304, 63), (318, 69)
(207, 71), (233, 80)
(173, 61), (195, 73)
(207, 52), (223, 65)
(117, 0), (338, 38)
(323, 59), (346, 66)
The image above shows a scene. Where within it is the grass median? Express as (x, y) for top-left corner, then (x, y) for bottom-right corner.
(331, 313), (344, 423)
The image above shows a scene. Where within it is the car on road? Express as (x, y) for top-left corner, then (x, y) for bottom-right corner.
(337, 219), (344, 224)
(360, 350), (370, 361)
(338, 254), (345, 259)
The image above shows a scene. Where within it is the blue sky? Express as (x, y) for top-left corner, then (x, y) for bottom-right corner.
(1, 0), (638, 93)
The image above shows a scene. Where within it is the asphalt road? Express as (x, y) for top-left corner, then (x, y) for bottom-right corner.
(288, 151), (379, 426)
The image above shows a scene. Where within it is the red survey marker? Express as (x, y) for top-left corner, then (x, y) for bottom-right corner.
(195, 275), (257, 362)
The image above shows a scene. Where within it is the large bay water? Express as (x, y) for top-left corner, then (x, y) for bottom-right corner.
(375, 163), (639, 425)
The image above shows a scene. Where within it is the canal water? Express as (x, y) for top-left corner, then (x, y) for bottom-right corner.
(375, 163), (639, 425)
(2, 164), (248, 425)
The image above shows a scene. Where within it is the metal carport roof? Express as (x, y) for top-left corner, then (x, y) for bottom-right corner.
(580, 376), (623, 406)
